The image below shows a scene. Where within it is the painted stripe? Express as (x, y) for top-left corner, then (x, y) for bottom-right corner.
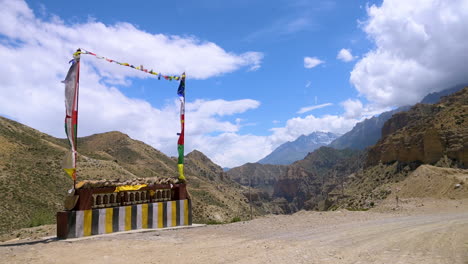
(188, 199), (192, 225)
(61, 199), (192, 238)
(172, 201), (177, 227)
(98, 209), (106, 234)
(131, 205), (137, 230)
(159, 202), (165, 228)
(166, 202), (172, 227)
(125, 206), (132, 231)
(106, 208), (113, 233)
(68, 211), (76, 238)
(147, 204), (153, 228)
(91, 209), (99, 235)
(142, 204), (148, 229)
(136, 204), (142, 229)
(183, 199), (189, 226)
(178, 200), (184, 226)
(83, 210), (92, 236)
(118, 207), (125, 232)
(75, 210), (84, 237)
(160, 202), (167, 227)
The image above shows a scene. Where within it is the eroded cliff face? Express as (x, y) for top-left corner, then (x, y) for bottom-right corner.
(367, 88), (468, 168)
(227, 147), (364, 213)
(226, 163), (288, 195)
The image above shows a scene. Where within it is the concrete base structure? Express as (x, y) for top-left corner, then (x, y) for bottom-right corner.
(57, 199), (192, 239)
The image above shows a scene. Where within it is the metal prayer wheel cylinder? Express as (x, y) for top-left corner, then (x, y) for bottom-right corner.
(72, 183), (187, 210)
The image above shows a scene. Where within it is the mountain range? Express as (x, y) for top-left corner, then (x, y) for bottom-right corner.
(258, 132), (339, 165)
(1, 85), (467, 235)
(329, 84), (467, 151)
(228, 86), (468, 212)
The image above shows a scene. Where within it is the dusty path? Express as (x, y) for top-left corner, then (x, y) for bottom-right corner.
(1, 200), (467, 264)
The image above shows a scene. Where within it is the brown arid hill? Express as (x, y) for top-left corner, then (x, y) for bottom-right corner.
(274, 147), (364, 212)
(183, 150), (256, 222)
(227, 147), (365, 213)
(367, 87), (468, 168)
(0, 117), (71, 235)
(333, 88), (468, 210)
(0, 116), (255, 235)
(227, 163), (288, 195)
(392, 164), (468, 200)
(372, 164), (468, 213)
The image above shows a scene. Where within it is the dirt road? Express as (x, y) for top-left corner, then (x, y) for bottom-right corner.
(1, 199), (467, 264)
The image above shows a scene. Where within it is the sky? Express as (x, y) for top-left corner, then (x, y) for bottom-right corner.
(1, 0), (468, 168)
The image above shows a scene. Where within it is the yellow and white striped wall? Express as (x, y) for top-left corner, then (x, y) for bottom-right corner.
(57, 199), (192, 239)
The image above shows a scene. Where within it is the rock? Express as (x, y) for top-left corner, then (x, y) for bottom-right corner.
(367, 87), (468, 168)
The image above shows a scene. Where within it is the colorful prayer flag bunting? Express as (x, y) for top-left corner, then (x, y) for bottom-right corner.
(76, 49), (183, 80)
(63, 48), (187, 182)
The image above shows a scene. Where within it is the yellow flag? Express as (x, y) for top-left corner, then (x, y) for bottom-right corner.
(178, 164), (185, 181)
(114, 184), (148, 192)
(62, 151), (75, 179)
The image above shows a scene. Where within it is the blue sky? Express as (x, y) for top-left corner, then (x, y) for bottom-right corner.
(1, 0), (468, 167)
(34, 0), (372, 132)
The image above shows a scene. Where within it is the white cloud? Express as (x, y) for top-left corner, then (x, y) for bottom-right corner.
(201, 113), (359, 167)
(0, 1), (263, 81)
(341, 99), (363, 119)
(193, 133), (272, 168)
(337, 48), (357, 62)
(0, 0), (265, 168)
(187, 99), (260, 136)
(304, 56), (324, 68)
(297, 103), (333, 114)
(351, 0), (468, 108)
(305, 80), (312, 88)
(269, 114), (358, 144)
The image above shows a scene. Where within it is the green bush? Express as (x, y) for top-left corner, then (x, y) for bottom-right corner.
(206, 220), (224, 225)
(230, 217), (241, 223)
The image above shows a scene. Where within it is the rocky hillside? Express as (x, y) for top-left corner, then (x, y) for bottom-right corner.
(367, 87), (468, 168)
(0, 116), (255, 234)
(329, 84), (466, 151)
(272, 147), (364, 212)
(226, 163), (288, 195)
(228, 147), (364, 213)
(328, 106), (410, 150)
(420, 83), (467, 104)
(228, 88), (468, 213)
(258, 132), (339, 165)
(333, 87), (468, 209)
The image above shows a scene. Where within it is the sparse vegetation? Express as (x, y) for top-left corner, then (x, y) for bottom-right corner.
(230, 217), (242, 223)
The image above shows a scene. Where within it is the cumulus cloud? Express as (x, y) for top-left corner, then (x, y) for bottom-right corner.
(0, 1), (263, 81)
(351, 0), (468, 108)
(341, 99), (363, 119)
(304, 56), (324, 68)
(337, 48), (357, 62)
(0, 0), (265, 168)
(194, 133), (273, 168)
(297, 103), (333, 114)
